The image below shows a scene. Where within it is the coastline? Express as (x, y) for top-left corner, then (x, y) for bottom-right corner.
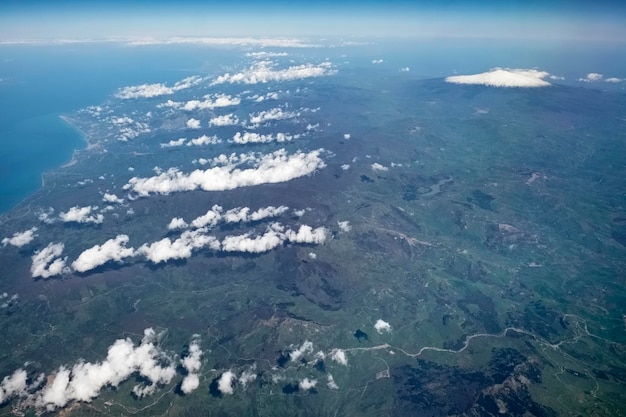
(0, 113), (89, 220)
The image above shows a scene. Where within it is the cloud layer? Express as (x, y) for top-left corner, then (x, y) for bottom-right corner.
(446, 68), (551, 87)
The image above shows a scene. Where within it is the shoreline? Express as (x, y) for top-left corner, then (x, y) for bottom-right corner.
(0, 113), (90, 220)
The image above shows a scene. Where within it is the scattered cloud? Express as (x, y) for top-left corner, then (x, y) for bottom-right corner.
(374, 319), (392, 334)
(102, 193), (124, 204)
(372, 59), (384, 64)
(246, 51), (289, 58)
(2, 227), (38, 248)
(0, 370), (28, 404)
(124, 148), (326, 196)
(238, 365), (257, 389)
(139, 229), (220, 264)
(59, 206), (104, 224)
(31, 242), (69, 279)
(299, 378), (317, 391)
(290, 340), (314, 362)
(371, 163), (389, 172)
(186, 118), (200, 129)
(115, 76), (202, 99)
(217, 371), (236, 395)
(249, 107), (298, 125)
(232, 131), (297, 144)
(400, 67), (410, 72)
(129, 37), (316, 48)
(167, 217), (189, 230)
(180, 335), (203, 394)
(209, 114), (240, 126)
(161, 138), (186, 148)
(578, 72), (603, 82)
(164, 93), (241, 111)
(341, 164), (350, 170)
(212, 61), (335, 85)
(71, 235), (135, 273)
(187, 134), (221, 146)
(329, 349), (348, 366)
(326, 374), (338, 389)
(337, 221), (351, 232)
(446, 68), (551, 87)
(605, 77), (623, 83)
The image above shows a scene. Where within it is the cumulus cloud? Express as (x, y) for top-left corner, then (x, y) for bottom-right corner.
(2, 227), (38, 247)
(374, 319), (392, 334)
(102, 193), (123, 204)
(115, 76), (202, 99)
(326, 374), (338, 389)
(341, 164), (350, 170)
(578, 72), (603, 82)
(124, 148), (326, 196)
(71, 235), (136, 273)
(231, 131), (297, 144)
(221, 223), (327, 254)
(139, 229), (220, 264)
(180, 335), (202, 394)
(0, 369), (29, 404)
(372, 59), (384, 64)
(290, 340), (314, 362)
(167, 217), (189, 230)
(59, 206), (104, 224)
(186, 118), (200, 129)
(249, 107), (298, 125)
(446, 68), (551, 87)
(371, 163), (389, 172)
(605, 77), (623, 83)
(217, 371), (236, 395)
(209, 114), (240, 126)
(35, 328), (176, 411)
(400, 67), (410, 72)
(31, 242), (69, 279)
(299, 378), (317, 391)
(329, 348), (348, 366)
(187, 134), (221, 146)
(161, 138), (186, 148)
(337, 221), (351, 232)
(238, 365), (257, 389)
(212, 60), (335, 85)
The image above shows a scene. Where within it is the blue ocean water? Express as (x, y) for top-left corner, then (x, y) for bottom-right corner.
(0, 44), (222, 213)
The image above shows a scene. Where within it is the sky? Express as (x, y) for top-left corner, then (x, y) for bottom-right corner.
(0, 0), (625, 42)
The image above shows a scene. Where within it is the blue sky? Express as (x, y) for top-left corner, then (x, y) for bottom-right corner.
(1, 0), (625, 42)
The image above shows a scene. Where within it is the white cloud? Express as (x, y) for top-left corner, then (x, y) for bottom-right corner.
(549, 74), (565, 80)
(343, 133), (351, 139)
(446, 68), (551, 87)
(326, 374), (338, 389)
(217, 371), (236, 395)
(59, 206), (104, 224)
(284, 225), (328, 244)
(308, 252), (317, 260)
(71, 235), (135, 273)
(246, 51), (289, 58)
(186, 118), (200, 129)
(167, 217), (189, 230)
(129, 37), (316, 48)
(290, 340), (314, 362)
(102, 193), (124, 204)
(161, 138), (186, 148)
(372, 59), (384, 64)
(124, 148), (326, 196)
(232, 131), (297, 144)
(605, 77), (622, 83)
(31, 242), (69, 279)
(165, 93), (241, 111)
(187, 134), (221, 146)
(115, 76), (202, 99)
(139, 229), (220, 264)
(371, 163), (389, 172)
(337, 221), (351, 232)
(35, 328), (176, 411)
(2, 227), (38, 247)
(221, 228), (284, 254)
(0, 369), (29, 404)
(249, 107), (298, 125)
(374, 319), (392, 334)
(299, 378), (317, 391)
(578, 72), (603, 82)
(400, 67), (410, 72)
(180, 335), (202, 394)
(329, 348), (348, 366)
(238, 365), (257, 389)
(209, 114), (240, 126)
(212, 60), (335, 85)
